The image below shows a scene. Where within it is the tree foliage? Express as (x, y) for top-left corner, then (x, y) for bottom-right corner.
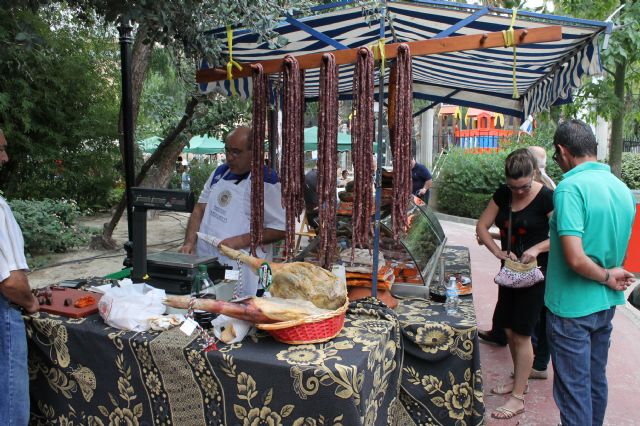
(0, 7), (121, 209)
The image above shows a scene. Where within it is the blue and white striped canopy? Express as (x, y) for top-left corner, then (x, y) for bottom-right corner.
(198, 0), (608, 119)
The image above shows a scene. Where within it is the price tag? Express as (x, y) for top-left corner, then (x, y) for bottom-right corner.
(180, 318), (198, 336)
(225, 269), (240, 280)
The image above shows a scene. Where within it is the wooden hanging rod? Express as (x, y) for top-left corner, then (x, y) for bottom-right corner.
(196, 26), (562, 83)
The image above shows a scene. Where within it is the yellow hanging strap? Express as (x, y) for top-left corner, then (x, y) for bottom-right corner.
(369, 39), (386, 76)
(226, 25), (243, 97)
(501, 8), (519, 99)
(377, 39), (386, 76)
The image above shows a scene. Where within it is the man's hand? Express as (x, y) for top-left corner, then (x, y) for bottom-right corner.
(0, 270), (39, 314)
(179, 243), (195, 254)
(418, 188), (427, 196)
(220, 235), (249, 250)
(603, 267), (635, 292)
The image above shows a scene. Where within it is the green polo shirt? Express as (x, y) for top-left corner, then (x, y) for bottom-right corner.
(545, 161), (635, 318)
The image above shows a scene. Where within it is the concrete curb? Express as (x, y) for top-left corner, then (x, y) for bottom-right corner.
(434, 211), (478, 227)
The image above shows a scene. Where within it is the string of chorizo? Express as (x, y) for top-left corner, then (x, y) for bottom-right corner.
(250, 64), (267, 256)
(317, 53), (339, 269)
(351, 47), (375, 249)
(390, 44), (413, 240)
(281, 56), (305, 260)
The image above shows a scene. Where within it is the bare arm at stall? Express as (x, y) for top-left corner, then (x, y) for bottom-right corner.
(179, 202), (206, 254)
(476, 199), (517, 261)
(220, 228), (286, 250)
(417, 179), (432, 196)
(0, 270), (39, 313)
(560, 235), (635, 291)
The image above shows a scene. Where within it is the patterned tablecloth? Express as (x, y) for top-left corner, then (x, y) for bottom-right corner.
(394, 246), (484, 426)
(26, 298), (402, 426)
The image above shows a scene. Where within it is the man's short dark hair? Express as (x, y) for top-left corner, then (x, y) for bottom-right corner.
(553, 119), (597, 157)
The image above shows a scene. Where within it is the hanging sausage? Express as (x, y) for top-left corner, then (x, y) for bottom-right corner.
(317, 53), (339, 269)
(250, 64), (267, 256)
(351, 47), (375, 249)
(281, 55), (306, 260)
(390, 44), (413, 240)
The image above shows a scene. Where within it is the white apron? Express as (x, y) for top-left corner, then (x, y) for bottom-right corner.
(195, 171), (270, 297)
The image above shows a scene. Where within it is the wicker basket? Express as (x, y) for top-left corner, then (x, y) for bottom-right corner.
(256, 299), (349, 344)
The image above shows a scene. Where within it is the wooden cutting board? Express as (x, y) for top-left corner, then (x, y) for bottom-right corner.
(39, 289), (102, 318)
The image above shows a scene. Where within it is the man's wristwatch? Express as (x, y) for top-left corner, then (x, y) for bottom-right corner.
(600, 269), (610, 284)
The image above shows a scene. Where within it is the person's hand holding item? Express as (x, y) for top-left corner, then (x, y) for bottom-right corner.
(520, 247), (540, 264)
(493, 249), (518, 261)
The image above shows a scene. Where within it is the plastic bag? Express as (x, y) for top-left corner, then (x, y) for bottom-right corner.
(98, 283), (166, 331)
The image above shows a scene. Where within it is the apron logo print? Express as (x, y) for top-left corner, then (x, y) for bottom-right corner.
(217, 189), (232, 208)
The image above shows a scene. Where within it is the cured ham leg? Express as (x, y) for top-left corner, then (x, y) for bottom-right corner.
(218, 244), (347, 310)
(164, 295), (330, 323)
(165, 296), (275, 323)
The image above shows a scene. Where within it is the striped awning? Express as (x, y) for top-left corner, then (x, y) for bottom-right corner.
(198, 0), (608, 119)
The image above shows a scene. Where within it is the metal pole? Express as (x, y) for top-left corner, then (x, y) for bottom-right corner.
(370, 6), (386, 299)
(118, 21), (136, 244)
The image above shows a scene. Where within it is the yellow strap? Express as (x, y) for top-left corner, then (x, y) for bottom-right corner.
(501, 8), (519, 99)
(369, 40), (386, 76)
(226, 25), (243, 96)
(377, 39), (386, 76)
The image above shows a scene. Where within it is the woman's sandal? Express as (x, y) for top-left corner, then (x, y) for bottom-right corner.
(491, 382), (529, 395)
(491, 393), (525, 420)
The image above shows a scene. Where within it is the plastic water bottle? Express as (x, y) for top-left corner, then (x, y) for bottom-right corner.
(181, 169), (191, 191)
(192, 264), (216, 298)
(445, 276), (459, 315)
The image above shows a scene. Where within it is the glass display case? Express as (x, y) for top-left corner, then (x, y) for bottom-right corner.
(379, 200), (447, 297)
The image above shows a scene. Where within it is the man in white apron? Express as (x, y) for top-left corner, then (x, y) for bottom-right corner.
(180, 127), (285, 297)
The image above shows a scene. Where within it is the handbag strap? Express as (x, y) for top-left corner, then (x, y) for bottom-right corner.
(506, 194), (512, 256)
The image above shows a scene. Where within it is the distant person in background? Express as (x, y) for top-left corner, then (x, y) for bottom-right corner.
(0, 129), (40, 425)
(529, 146), (556, 189)
(411, 158), (433, 204)
(546, 120), (635, 426)
(337, 169), (349, 188)
(303, 162), (319, 229)
(181, 165), (191, 191)
(176, 156), (184, 173)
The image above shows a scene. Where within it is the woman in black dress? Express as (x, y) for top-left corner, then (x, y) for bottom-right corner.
(476, 148), (553, 420)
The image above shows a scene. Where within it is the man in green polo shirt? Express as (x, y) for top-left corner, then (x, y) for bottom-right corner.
(546, 119), (636, 426)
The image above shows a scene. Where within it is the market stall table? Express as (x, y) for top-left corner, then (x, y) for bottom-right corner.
(26, 299), (402, 425)
(395, 246), (484, 425)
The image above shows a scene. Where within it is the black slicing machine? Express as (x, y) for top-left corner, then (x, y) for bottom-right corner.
(130, 187), (230, 294)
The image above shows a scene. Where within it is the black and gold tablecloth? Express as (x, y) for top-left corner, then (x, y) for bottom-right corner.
(25, 298), (402, 426)
(394, 246), (484, 426)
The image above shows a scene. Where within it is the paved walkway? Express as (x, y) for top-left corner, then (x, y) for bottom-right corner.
(439, 219), (640, 426)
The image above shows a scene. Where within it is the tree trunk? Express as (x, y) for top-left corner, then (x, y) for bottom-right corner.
(609, 58), (626, 177)
(91, 96), (200, 249)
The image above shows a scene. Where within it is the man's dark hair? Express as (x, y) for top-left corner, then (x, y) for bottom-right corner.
(553, 119), (597, 157)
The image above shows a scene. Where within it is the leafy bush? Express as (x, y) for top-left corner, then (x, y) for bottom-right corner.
(435, 148), (510, 218)
(8, 199), (92, 254)
(622, 153), (640, 189)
